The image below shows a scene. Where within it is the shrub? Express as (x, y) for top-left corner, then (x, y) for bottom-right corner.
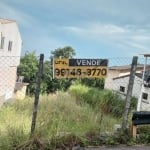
(69, 83), (125, 117)
(68, 83), (89, 104)
(100, 90), (125, 117)
(130, 96), (137, 110)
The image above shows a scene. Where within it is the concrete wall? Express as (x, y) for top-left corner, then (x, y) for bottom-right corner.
(15, 85), (27, 100)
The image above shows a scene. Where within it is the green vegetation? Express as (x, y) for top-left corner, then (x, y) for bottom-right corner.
(17, 46), (76, 95)
(69, 83), (137, 118)
(137, 126), (150, 144)
(7, 46), (144, 148)
(17, 47), (105, 95)
(0, 83), (140, 149)
(50, 46), (76, 59)
(17, 51), (38, 94)
(0, 89), (122, 149)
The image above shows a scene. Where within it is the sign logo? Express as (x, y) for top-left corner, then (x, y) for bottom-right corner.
(53, 58), (108, 79)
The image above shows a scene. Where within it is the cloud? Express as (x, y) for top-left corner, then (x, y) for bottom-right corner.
(0, 1), (35, 28)
(63, 23), (150, 54)
(1, 0), (150, 58)
(33, 0), (150, 25)
(64, 23), (126, 36)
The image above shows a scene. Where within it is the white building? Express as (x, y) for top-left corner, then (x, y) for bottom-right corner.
(0, 19), (22, 103)
(112, 73), (142, 98)
(105, 64), (150, 111)
(104, 65), (148, 91)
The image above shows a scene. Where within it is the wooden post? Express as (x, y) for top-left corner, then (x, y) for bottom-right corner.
(31, 54), (44, 135)
(122, 56), (138, 133)
(132, 124), (137, 139)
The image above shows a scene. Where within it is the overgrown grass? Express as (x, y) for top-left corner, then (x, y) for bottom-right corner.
(0, 97), (32, 149)
(0, 84), (139, 150)
(0, 91), (121, 149)
(0, 83), (138, 149)
(69, 83), (137, 118)
(37, 92), (120, 137)
(37, 92), (101, 137)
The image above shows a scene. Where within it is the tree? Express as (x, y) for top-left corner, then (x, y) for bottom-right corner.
(51, 46), (76, 58)
(18, 52), (52, 94)
(17, 46), (76, 95)
(50, 46), (76, 92)
(42, 60), (53, 93)
(17, 51), (38, 94)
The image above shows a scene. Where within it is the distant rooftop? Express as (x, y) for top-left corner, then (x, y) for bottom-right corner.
(140, 54), (150, 57)
(113, 73), (142, 80)
(0, 18), (16, 24)
(109, 64), (150, 70)
(113, 71), (150, 81)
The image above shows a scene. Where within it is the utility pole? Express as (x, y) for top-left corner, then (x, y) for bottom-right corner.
(122, 56), (138, 133)
(137, 54), (150, 111)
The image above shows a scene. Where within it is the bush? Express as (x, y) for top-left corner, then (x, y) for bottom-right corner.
(69, 83), (103, 106)
(130, 96), (137, 110)
(69, 83), (125, 117)
(100, 90), (125, 117)
(136, 126), (150, 144)
(68, 83), (89, 104)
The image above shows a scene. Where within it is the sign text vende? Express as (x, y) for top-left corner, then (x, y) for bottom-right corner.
(53, 58), (108, 79)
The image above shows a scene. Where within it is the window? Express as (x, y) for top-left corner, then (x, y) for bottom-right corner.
(0, 36), (5, 49)
(142, 92), (148, 100)
(120, 86), (125, 92)
(8, 41), (12, 51)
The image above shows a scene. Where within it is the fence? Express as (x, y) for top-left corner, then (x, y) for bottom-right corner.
(1, 55), (150, 104)
(0, 56), (20, 103)
(1, 54), (150, 134)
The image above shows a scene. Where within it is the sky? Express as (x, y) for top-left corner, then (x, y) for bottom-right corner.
(1, 0), (150, 59)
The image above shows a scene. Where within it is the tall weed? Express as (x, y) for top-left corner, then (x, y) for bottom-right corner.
(0, 91), (121, 149)
(68, 83), (136, 118)
(36, 92), (101, 137)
